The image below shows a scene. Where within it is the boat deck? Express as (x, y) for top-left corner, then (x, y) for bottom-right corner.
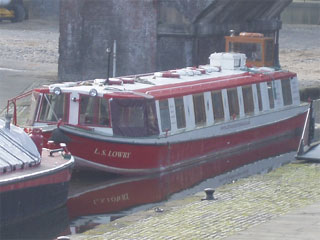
(0, 120), (41, 174)
(0, 148), (73, 187)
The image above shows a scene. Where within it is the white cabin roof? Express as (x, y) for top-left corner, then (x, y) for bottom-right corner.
(45, 53), (294, 99)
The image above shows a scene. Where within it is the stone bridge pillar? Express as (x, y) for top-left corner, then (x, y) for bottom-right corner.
(59, 0), (291, 81)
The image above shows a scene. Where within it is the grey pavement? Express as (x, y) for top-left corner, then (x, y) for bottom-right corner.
(0, 60), (57, 113)
(225, 202), (320, 240)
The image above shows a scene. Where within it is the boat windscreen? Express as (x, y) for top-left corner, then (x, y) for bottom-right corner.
(38, 93), (68, 122)
(7, 91), (40, 127)
(111, 98), (159, 137)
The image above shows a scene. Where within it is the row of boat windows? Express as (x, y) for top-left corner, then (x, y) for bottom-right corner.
(36, 78), (294, 136)
(38, 94), (111, 126)
(158, 78), (293, 132)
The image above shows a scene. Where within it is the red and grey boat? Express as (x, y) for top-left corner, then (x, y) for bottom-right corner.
(0, 116), (74, 226)
(38, 52), (308, 175)
(6, 85), (69, 148)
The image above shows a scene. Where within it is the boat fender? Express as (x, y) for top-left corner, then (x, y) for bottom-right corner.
(154, 72), (180, 78)
(120, 78), (135, 84)
(108, 78), (123, 85)
(29, 128), (43, 155)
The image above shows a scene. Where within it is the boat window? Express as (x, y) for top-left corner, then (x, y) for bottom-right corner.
(211, 90), (224, 122)
(281, 79), (293, 106)
(7, 91), (40, 126)
(242, 85), (254, 115)
(231, 42), (262, 62)
(79, 96), (110, 126)
(256, 84), (263, 111)
(111, 99), (159, 137)
(159, 99), (171, 132)
(174, 97), (186, 129)
(26, 92), (40, 125)
(39, 93), (69, 122)
(99, 98), (111, 126)
(267, 82), (275, 109)
(193, 93), (206, 126)
(227, 88), (240, 119)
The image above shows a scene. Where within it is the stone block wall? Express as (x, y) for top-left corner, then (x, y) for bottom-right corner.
(58, 0), (291, 82)
(24, 0), (59, 19)
(59, 0), (157, 81)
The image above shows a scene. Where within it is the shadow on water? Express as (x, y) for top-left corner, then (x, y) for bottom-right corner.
(1, 152), (298, 239)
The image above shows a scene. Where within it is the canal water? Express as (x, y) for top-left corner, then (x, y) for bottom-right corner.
(1, 152), (297, 240)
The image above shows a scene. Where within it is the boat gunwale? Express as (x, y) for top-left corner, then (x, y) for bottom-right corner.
(58, 103), (309, 146)
(0, 152), (74, 188)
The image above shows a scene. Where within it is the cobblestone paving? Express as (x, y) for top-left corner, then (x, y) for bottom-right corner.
(74, 162), (320, 240)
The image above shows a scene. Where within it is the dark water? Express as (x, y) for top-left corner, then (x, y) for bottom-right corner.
(1, 152), (295, 239)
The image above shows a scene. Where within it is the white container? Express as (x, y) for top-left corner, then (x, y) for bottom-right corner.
(209, 52), (246, 70)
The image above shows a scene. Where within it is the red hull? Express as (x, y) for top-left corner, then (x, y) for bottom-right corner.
(61, 112), (306, 175)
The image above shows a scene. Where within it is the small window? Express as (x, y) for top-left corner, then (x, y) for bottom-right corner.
(79, 96), (110, 126)
(281, 79), (293, 106)
(79, 96), (96, 125)
(227, 88), (239, 119)
(159, 99), (171, 132)
(242, 85), (254, 115)
(39, 93), (68, 122)
(174, 97), (186, 129)
(256, 84), (263, 111)
(267, 82), (275, 109)
(99, 98), (110, 126)
(211, 90), (224, 122)
(111, 99), (159, 137)
(193, 93), (206, 126)
(232, 42), (262, 62)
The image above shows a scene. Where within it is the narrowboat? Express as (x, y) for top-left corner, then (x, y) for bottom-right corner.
(0, 115), (74, 226)
(41, 52), (308, 175)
